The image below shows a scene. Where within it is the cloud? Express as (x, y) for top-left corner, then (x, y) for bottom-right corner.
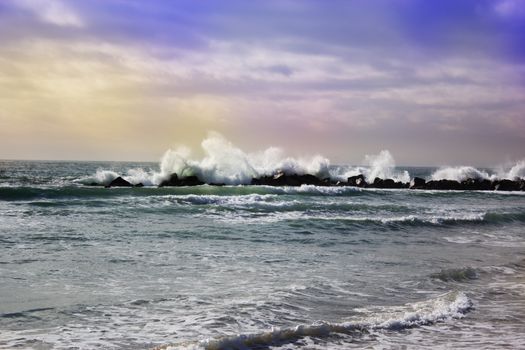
(0, 0), (524, 164)
(14, 0), (84, 27)
(494, 0), (525, 17)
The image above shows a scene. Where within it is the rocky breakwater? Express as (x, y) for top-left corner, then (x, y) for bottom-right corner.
(408, 177), (525, 191)
(102, 172), (525, 191)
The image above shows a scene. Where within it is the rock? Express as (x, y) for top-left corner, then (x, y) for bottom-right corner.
(105, 176), (132, 188)
(250, 177), (263, 185)
(383, 179), (396, 188)
(370, 178), (406, 189)
(493, 179), (520, 191)
(400, 181), (410, 189)
(299, 174), (325, 186)
(460, 178), (492, 191)
(159, 173), (179, 187)
(372, 177), (384, 188)
(271, 172), (294, 186)
(424, 179), (462, 190)
(410, 177), (426, 189)
(134, 183), (144, 188)
(321, 178), (334, 186)
(347, 174), (365, 186)
(251, 172), (325, 186)
(251, 175), (275, 186)
(355, 177), (368, 187)
(159, 173), (204, 187)
(179, 176), (204, 186)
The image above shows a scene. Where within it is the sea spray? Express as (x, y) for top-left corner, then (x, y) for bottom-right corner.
(150, 133), (331, 185)
(78, 134), (525, 186)
(363, 150), (410, 183)
(330, 150), (410, 183)
(431, 166), (492, 182)
(505, 160), (525, 180)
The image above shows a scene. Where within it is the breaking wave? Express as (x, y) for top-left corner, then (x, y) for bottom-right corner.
(73, 134), (524, 186)
(157, 291), (472, 350)
(431, 161), (525, 182)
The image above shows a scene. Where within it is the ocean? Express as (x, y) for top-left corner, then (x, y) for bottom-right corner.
(1, 159), (524, 349)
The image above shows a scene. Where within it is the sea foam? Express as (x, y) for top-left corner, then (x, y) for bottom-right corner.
(158, 291), (472, 350)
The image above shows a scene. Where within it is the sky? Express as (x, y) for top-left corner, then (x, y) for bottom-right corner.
(0, 0), (524, 166)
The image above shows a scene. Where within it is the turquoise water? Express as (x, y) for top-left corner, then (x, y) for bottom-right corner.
(1, 161), (524, 349)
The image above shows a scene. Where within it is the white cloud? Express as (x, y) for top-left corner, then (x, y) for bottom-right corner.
(15, 0), (84, 27)
(494, 0), (525, 17)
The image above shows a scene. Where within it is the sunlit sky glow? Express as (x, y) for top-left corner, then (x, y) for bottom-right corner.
(0, 0), (524, 165)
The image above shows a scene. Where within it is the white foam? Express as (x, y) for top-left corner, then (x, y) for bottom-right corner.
(502, 160), (525, 180)
(156, 133), (331, 185)
(77, 169), (119, 186)
(160, 291), (471, 350)
(363, 150), (410, 183)
(330, 150), (409, 183)
(431, 166), (491, 182)
(431, 159), (525, 182)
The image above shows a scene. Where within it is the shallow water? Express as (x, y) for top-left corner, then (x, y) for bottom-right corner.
(0, 161), (524, 349)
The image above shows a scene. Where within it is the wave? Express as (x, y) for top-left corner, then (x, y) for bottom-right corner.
(0, 185), (359, 201)
(73, 134), (524, 187)
(156, 291), (471, 350)
(431, 160), (525, 182)
(431, 267), (479, 282)
(75, 134), (412, 186)
(217, 211), (495, 227)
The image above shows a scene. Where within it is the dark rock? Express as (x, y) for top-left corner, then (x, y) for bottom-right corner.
(106, 176), (132, 188)
(460, 178), (492, 191)
(272, 172), (294, 186)
(347, 174), (365, 186)
(424, 179), (462, 190)
(370, 178), (406, 189)
(179, 175), (204, 186)
(321, 178), (334, 186)
(410, 177), (426, 189)
(355, 177), (368, 188)
(251, 175), (275, 186)
(299, 174), (324, 186)
(493, 179), (520, 191)
(372, 177), (384, 188)
(159, 173), (204, 187)
(400, 181), (410, 189)
(134, 183), (144, 188)
(251, 172), (325, 186)
(159, 173), (179, 187)
(383, 179), (396, 188)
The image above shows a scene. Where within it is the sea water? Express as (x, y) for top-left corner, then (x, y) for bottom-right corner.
(1, 158), (525, 349)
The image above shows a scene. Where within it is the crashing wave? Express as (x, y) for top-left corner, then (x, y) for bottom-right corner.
(156, 291), (472, 350)
(77, 133), (524, 186)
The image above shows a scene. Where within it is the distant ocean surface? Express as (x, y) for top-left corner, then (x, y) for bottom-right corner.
(1, 160), (525, 349)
